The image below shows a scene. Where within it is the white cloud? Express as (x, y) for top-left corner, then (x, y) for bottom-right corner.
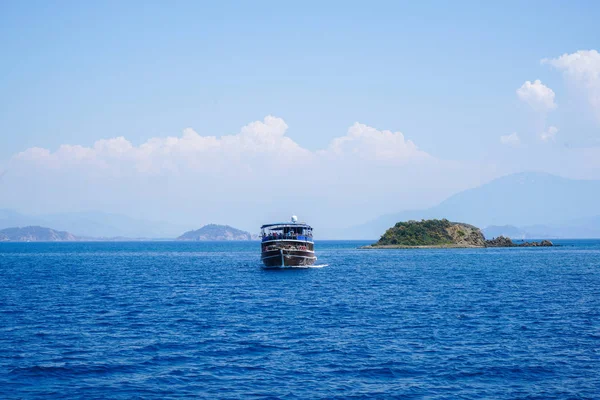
(543, 49), (600, 120)
(15, 147), (52, 161)
(516, 80), (557, 112)
(15, 116), (312, 174)
(14, 117), (432, 173)
(323, 122), (430, 163)
(500, 132), (520, 146)
(540, 126), (558, 142)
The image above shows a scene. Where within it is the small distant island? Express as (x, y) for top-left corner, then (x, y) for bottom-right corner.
(177, 224), (258, 241)
(363, 219), (553, 249)
(0, 226), (77, 242)
(0, 223), (259, 242)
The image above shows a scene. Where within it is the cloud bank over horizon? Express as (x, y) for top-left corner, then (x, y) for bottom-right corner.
(14, 116), (433, 174)
(2, 116), (482, 232)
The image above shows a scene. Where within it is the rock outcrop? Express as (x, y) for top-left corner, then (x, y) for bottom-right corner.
(485, 235), (554, 247)
(484, 236), (515, 247)
(516, 239), (554, 247)
(447, 223), (486, 247)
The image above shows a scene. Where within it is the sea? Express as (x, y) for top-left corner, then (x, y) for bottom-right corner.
(1, 240), (599, 399)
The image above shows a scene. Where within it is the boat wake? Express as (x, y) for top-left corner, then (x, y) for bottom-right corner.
(261, 263), (328, 270)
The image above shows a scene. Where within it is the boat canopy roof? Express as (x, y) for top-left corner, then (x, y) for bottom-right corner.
(261, 223), (312, 229)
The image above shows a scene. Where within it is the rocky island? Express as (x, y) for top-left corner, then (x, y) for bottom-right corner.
(0, 226), (78, 242)
(363, 219), (553, 249)
(177, 224), (258, 241)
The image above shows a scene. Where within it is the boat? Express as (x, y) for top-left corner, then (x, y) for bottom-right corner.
(260, 216), (317, 268)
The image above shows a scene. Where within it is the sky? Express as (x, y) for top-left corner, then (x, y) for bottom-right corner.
(1, 1), (600, 233)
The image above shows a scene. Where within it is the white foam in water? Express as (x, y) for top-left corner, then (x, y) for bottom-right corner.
(261, 264), (328, 269)
(285, 264), (328, 269)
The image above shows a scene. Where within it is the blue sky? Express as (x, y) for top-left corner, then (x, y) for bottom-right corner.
(1, 1), (600, 231)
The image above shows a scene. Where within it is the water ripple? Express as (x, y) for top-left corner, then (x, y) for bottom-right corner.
(0, 240), (599, 398)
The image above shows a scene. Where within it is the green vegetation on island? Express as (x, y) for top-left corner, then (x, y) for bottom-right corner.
(367, 219), (553, 248)
(374, 219), (485, 247)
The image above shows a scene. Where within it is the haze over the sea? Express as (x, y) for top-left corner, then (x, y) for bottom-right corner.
(1, 1), (600, 234)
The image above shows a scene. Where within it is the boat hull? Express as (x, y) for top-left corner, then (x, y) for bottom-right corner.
(261, 248), (317, 268)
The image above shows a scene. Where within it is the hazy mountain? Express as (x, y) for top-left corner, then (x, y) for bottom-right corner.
(4, 171), (599, 240)
(484, 216), (600, 240)
(177, 224), (258, 241)
(351, 172), (600, 239)
(0, 210), (190, 238)
(548, 216), (600, 238)
(0, 209), (40, 228)
(482, 225), (558, 240)
(482, 225), (530, 240)
(0, 226), (77, 242)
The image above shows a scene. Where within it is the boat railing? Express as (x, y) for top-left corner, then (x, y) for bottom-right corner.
(262, 233), (313, 242)
(263, 244), (310, 252)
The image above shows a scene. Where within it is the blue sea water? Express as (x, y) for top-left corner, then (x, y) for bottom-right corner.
(1, 240), (599, 399)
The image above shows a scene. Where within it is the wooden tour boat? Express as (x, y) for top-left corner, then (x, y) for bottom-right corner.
(260, 216), (316, 268)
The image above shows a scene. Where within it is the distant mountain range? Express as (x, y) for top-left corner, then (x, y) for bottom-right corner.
(482, 225), (536, 239)
(177, 224), (258, 241)
(3, 172), (600, 241)
(0, 226), (77, 242)
(482, 216), (600, 239)
(350, 172), (600, 239)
